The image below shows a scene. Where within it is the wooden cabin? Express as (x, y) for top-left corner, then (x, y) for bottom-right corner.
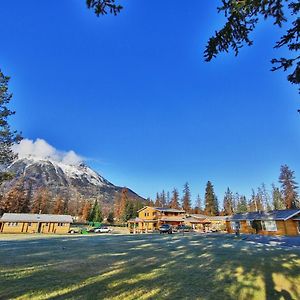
(226, 209), (300, 236)
(0, 213), (73, 234)
(187, 214), (228, 232)
(128, 206), (185, 233)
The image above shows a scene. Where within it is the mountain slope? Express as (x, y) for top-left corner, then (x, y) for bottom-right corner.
(0, 157), (144, 214)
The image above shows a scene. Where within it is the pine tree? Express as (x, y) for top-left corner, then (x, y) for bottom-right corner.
(204, 181), (218, 216)
(123, 200), (134, 221)
(279, 165), (299, 209)
(166, 191), (171, 207)
(236, 195), (248, 213)
(258, 183), (272, 211)
(223, 188), (234, 215)
(271, 184), (285, 210)
(182, 182), (192, 213)
(154, 192), (161, 207)
(194, 194), (202, 213)
(93, 200), (103, 223)
(161, 190), (166, 207)
(0, 70), (22, 184)
(170, 188), (180, 209)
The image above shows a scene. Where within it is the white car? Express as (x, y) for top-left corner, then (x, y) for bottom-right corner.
(94, 226), (111, 233)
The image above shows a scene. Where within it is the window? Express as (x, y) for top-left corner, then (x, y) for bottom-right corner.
(144, 213), (147, 217)
(28, 223), (32, 226)
(262, 221), (277, 232)
(297, 222), (300, 234)
(246, 220), (252, 226)
(231, 221), (240, 230)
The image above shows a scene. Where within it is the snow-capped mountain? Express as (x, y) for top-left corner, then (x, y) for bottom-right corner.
(0, 157), (144, 214)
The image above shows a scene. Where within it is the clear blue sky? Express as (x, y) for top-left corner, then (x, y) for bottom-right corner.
(0, 1), (299, 204)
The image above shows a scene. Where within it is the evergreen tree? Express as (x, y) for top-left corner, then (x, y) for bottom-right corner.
(279, 165), (299, 209)
(272, 184), (285, 210)
(258, 183), (272, 211)
(204, 181), (218, 216)
(107, 211), (114, 224)
(223, 188), (234, 215)
(182, 182), (192, 213)
(161, 190), (166, 207)
(89, 199), (103, 222)
(123, 200), (134, 221)
(166, 191), (171, 207)
(194, 194), (203, 213)
(0, 70), (22, 184)
(170, 188), (180, 209)
(154, 192), (161, 207)
(236, 195), (248, 213)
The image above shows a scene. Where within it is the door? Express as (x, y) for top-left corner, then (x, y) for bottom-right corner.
(38, 223), (42, 233)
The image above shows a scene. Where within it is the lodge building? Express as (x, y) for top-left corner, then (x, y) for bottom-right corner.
(226, 209), (300, 236)
(0, 213), (73, 234)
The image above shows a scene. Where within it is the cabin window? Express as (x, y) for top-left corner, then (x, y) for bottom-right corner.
(231, 221), (240, 230)
(144, 213), (147, 217)
(246, 220), (252, 226)
(262, 221), (277, 231)
(28, 223), (32, 226)
(297, 222), (300, 234)
(45, 223), (49, 226)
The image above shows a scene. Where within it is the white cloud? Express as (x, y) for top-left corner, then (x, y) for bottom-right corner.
(13, 138), (84, 166)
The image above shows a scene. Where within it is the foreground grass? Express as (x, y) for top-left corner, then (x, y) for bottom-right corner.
(0, 234), (299, 300)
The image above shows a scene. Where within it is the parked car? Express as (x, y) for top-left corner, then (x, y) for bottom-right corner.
(94, 226), (111, 233)
(159, 224), (173, 234)
(176, 225), (192, 232)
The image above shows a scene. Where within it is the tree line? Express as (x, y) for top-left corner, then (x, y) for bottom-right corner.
(152, 164), (299, 216)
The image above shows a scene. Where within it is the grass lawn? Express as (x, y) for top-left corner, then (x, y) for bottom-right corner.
(0, 233), (299, 300)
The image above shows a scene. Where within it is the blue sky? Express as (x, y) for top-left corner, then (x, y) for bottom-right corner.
(0, 1), (299, 204)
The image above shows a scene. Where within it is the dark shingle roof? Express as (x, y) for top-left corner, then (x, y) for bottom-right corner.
(230, 209), (300, 221)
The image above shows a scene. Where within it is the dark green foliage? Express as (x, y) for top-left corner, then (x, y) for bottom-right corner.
(236, 195), (248, 213)
(0, 70), (22, 184)
(223, 188), (234, 215)
(205, 1), (300, 91)
(272, 184), (285, 210)
(86, 0), (123, 16)
(182, 182), (192, 212)
(89, 200), (103, 222)
(204, 181), (218, 216)
(279, 164), (299, 208)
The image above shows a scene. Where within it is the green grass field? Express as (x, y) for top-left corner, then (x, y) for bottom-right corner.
(0, 233), (299, 300)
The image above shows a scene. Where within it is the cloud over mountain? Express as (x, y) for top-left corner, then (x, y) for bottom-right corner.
(12, 138), (84, 166)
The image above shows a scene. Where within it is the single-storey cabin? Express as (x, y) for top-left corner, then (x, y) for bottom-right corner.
(0, 213), (73, 234)
(128, 206), (185, 233)
(185, 214), (228, 232)
(226, 209), (300, 236)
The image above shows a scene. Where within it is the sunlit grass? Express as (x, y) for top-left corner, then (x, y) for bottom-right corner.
(0, 234), (299, 299)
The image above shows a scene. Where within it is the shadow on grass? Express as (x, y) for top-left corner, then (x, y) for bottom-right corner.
(0, 234), (299, 299)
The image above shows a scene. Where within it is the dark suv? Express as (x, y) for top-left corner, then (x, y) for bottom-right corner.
(159, 224), (172, 234)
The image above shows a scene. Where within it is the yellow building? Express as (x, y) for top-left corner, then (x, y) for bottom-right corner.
(128, 206), (185, 233)
(0, 213), (73, 234)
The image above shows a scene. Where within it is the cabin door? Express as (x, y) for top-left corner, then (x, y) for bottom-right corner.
(38, 223), (42, 233)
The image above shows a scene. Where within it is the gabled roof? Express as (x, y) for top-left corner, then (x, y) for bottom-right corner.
(230, 209), (300, 221)
(155, 207), (185, 213)
(190, 214), (229, 221)
(137, 206), (185, 213)
(0, 213), (73, 223)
